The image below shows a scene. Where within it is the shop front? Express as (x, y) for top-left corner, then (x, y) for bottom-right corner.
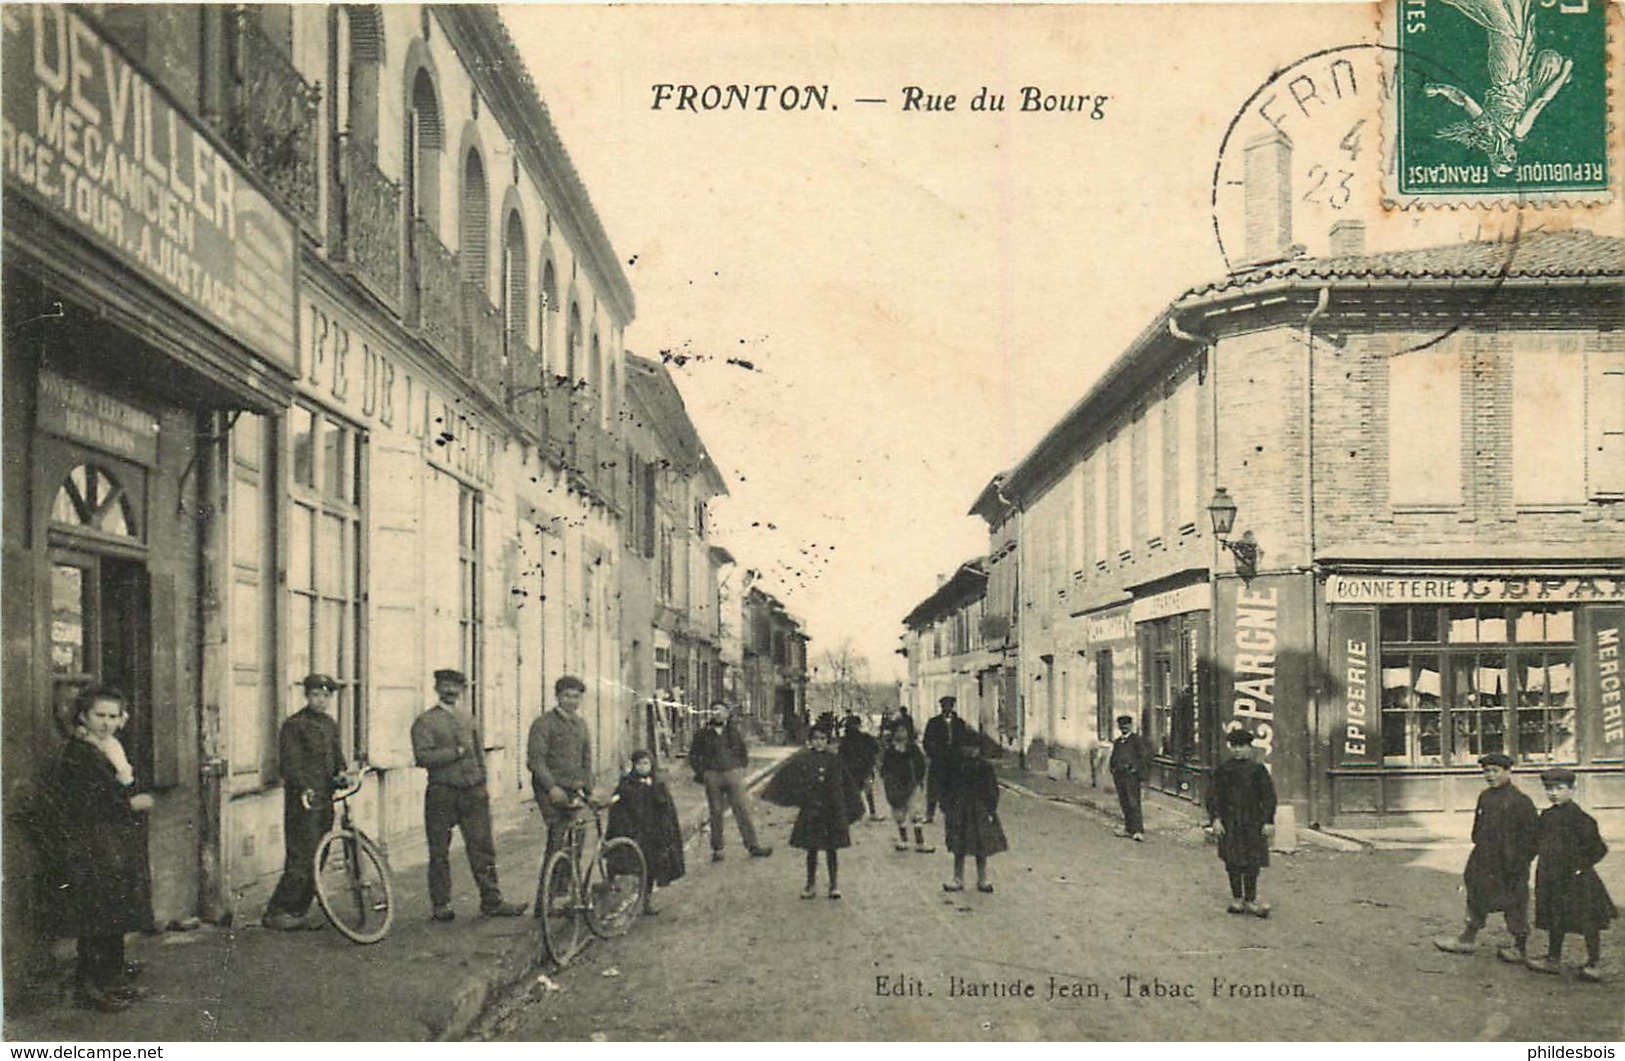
(2, 6), (299, 986)
(1130, 579), (1214, 804)
(1322, 572), (1625, 827)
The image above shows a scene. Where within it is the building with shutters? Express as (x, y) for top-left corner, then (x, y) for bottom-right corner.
(741, 586), (810, 737)
(901, 559), (999, 738)
(941, 217), (1624, 838)
(2, 4), (638, 989)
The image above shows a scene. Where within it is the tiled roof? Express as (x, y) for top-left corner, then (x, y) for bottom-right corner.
(1187, 229), (1624, 297)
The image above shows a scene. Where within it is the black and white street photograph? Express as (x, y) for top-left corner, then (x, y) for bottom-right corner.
(2, 0), (1622, 1045)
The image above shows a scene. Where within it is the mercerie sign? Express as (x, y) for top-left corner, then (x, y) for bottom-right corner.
(0, 8), (297, 374)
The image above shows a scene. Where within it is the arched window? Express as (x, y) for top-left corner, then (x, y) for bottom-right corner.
(338, 5), (384, 154)
(566, 303), (581, 384)
(539, 261), (557, 377)
(502, 211), (527, 343)
(407, 69), (443, 232)
(588, 331), (602, 401)
(606, 358), (619, 428)
(460, 149), (489, 291)
(51, 464), (138, 540)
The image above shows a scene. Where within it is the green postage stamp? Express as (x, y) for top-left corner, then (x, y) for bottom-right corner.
(1393, 0), (1611, 202)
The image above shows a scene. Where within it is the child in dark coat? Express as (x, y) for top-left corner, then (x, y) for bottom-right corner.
(607, 750), (685, 915)
(879, 725), (933, 853)
(1204, 727), (1278, 918)
(942, 733), (1006, 893)
(1526, 768), (1614, 982)
(1433, 752), (1538, 960)
(838, 717), (883, 821)
(763, 721), (862, 899)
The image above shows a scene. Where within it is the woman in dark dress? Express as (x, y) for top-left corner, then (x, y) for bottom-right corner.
(606, 750), (685, 915)
(1526, 768), (1614, 982)
(41, 687), (154, 1012)
(1204, 727), (1278, 918)
(942, 733), (1006, 893)
(762, 721), (862, 899)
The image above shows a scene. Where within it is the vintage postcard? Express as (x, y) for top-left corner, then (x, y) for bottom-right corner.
(2, 0), (1622, 1046)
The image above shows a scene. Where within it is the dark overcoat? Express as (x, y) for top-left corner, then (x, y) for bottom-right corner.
(944, 758), (1008, 858)
(39, 738), (149, 938)
(1206, 756), (1277, 870)
(838, 731), (881, 783)
(1534, 801), (1616, 935)
(607, 772), (686, 887)
(879, 743), (927, 808)
(1462, 782), (1538, 913)
(762, 748), (862, 851)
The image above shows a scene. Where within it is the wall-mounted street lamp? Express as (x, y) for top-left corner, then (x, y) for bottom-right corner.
(1207, 486), (1259, 580)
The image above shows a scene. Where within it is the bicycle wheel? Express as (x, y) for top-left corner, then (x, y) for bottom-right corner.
(585, 837), (647, 939)
(314, 829), (395, 944)
(538, 849), (582, 966)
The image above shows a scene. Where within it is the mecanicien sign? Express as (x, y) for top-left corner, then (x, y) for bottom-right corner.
(1, 8), (297, 373)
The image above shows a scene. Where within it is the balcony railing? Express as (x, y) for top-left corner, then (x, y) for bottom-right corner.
(340, 143), (402, 308)
(228, 11), (320, 235)
(462, 284), (505, 401)
(411, 220), (460, 363)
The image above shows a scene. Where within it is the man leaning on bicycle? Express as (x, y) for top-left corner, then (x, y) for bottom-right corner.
(528, 675), (597, 864)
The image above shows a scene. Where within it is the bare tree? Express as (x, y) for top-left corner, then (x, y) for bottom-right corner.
(818, 641), (870, 718)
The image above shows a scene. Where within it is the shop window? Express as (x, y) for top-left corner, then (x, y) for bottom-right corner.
(288, 405), (365, 756)
(459, 486), (483, 724)
(1378, 604), (1577, 766)
(52, 464), (138, 540)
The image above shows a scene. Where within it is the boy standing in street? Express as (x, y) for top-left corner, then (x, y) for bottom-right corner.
(264, 674), (346, 931)
(688, 700), (773, 863)
(1526, 768), (1613, 982)
(1433, 752), (1538, 961)
(1204, 728), (1277, 918)
(1108, 713), (1149, 842)
(412, 669), (527, 922)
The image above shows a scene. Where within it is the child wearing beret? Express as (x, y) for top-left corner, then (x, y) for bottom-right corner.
(1526, 768), (1613, 982)
(1204, 727), (1277, 918)
(1433, 752), (1538, 961)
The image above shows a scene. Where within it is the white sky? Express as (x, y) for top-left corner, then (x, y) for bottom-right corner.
(506, 2), (1623, 680)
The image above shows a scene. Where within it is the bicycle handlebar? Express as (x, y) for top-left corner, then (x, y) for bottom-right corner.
(329, 774), (364, 801)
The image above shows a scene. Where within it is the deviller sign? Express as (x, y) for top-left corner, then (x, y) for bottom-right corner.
(1, 8), (297, 373)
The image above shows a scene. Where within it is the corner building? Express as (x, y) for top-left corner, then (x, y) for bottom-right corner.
(3, 4), (636, 988)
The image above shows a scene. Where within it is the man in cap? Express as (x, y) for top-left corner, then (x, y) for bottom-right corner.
(264, 674), (347, 931)
(688, 700), (773, 862)
(922, 696), (967, 824)
(412, 669), (526, 921)
(1433, 752), (1538, 960)
(527, 675), (597, 866)
(1108, 713), (1149, 842)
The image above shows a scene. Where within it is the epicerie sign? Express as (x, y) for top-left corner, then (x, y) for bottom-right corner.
(0, 8), (297, 373)
(1326, 574), (1625, 605)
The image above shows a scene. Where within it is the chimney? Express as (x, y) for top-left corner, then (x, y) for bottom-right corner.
(1329, 220), (1365, 257)
(1243, 131), (1293, 265)
(936, 573), (947, 587)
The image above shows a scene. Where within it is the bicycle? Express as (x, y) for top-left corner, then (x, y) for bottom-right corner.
(534, 793), (647, 967)
(313, 774), (396, 944)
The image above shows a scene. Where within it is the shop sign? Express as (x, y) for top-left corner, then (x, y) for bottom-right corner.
(1084, 609), (1131, 644)
(1329, 609), (1380, 765)
(301, 289), (496, 488)
(38, 369), (159, 465)
(1326, 574), (1624, 605)
(1584, 606), (1624, 759)
(1, 8), (297, 373)
(1130, 582), (1211, 624)
(1214, 576), (1309, 783)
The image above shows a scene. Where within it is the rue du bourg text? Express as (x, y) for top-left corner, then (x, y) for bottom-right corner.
(874, 974), (1310, 1002)
(649, 83), (1110, 117)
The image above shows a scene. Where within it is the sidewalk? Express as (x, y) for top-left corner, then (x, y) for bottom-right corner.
(3, 748), (794, 1043)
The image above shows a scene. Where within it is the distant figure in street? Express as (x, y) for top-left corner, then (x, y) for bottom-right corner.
(607, 749), (684, 916)
(763, 720), (863, 899)
(881, 706), (917, 744)
(528, 675), (597, 868)
(1433, 752), (1538, 961)
(942, 731), (1006, 893)
(1108, 713), (1149, 843)
(264, 673), (348, 932)
(689, 701), (773, 863)
(879, 724), (933, 853)
(922, 697), (967, 824)
(1204, 728), (1277, 918)
(1525, 768), (1613, 982)
(412, 669), (527, 922)
(38, 687), (154, 1013)
(839, 715), (884, 821)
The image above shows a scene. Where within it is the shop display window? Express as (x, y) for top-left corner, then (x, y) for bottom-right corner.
(1377, 604), (1577, 767)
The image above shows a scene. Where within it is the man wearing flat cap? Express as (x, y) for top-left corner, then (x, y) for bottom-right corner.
(264, 674), (347, 931)
(922, 696), (967, 824)
(1433, 752), (1538, 960)
(412, 669), (526, 921)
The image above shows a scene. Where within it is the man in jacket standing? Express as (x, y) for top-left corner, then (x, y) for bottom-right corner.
(263, 674), (347, 930)
(922, 696), (967, 824)
(411, 669), (527, 922)
(1108, 713), (1149, 842)
(689, 700), (773, 863)
(527, 675), (597, 865)
(1433, 752), (1539, 960)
